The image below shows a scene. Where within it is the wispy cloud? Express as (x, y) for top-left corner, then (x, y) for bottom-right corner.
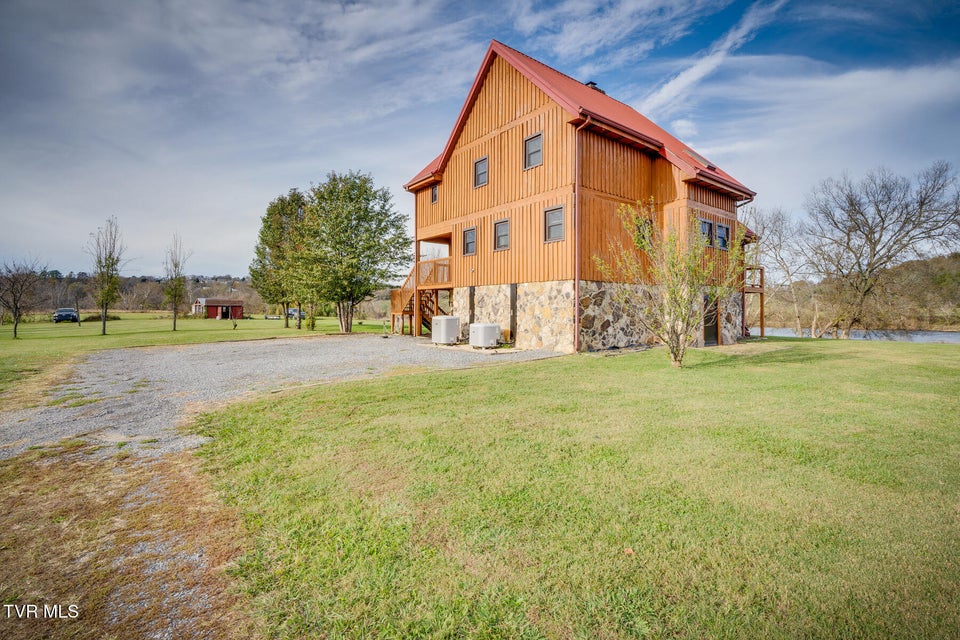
(638, 0), (787, 119)
(694, 56), (960, 212)
(509, 0), (733, 69)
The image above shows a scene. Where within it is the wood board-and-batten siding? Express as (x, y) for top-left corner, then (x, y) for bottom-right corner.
(414, 55), (741, 289)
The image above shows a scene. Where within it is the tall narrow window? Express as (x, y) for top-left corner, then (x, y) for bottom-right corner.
(494, 219), (510, 251)
(716, 224), (730, 250)
(700, 219), (714, 246)
(463, 227), (477, 256)
(544, 206), (564, 242)
(430, 185), (438, 204)
(524, 133), (543, 169)
(474, 157), (488, 188)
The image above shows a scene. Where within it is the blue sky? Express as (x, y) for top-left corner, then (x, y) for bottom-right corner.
(1, 0), (958, 277)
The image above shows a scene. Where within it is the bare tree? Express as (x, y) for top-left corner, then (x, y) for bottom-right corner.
(596, 200), (746, 367)
(803, 161), (960, 337)
(0, 258), (46, 338)
(742, 207), (811, 336)
(163, 234), (192, 331)
(86, 216), (127, 336)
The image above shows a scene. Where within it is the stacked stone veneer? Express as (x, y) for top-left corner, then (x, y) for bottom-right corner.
(450, 284), (512, 343)
(578, 281), (655, 351)
(450, 287), (472, 341)
(516, 281), (575, 352)
(450, 281), (574, 352)
(719, 293), (743, 346)
(448, 280), (742, 353)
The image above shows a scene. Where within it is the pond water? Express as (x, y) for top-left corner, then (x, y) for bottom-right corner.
(749, 327), (960, 344)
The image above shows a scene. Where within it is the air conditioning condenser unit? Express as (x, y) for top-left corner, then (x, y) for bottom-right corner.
(469, 323), (499, 348)
(431, 316), (459, 344)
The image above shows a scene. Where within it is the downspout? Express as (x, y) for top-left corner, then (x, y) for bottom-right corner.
(573, 115), (592, 353)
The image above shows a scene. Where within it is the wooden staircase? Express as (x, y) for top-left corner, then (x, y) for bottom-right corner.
(390, 262), (450, 335)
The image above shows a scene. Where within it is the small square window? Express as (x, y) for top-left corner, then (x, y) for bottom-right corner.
(716, 224), (730, 250)
(463, 227), (477, 256)
(544, 206), (564, 242)
(430, 185), (438, 204)
(474, 157), (488, 188)
(700, 219), (714, 246)
(524, 133), (543, 170)
(494, 219), (510, 251)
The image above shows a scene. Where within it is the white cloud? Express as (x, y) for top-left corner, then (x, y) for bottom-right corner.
(638, 0), (787, 119)
(693, 57), (960, 214)
(670, 118), (699, 139)
(510, 0), (732, 63)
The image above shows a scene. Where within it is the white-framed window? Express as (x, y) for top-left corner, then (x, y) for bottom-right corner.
(494, 219), (510, 251)
(524, 132), (543, 170)
(430, 184), (438, 204)
(544, 206), (564, 242)
(474, 157), (488, 188)
(463, 227), (477, 255)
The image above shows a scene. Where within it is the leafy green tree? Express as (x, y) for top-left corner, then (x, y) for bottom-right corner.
(597, 200), (745, 367)
(163, 233), (192, 331)
(250, 190), (305, 328)
(85, 216), (126, 335)
(302, 171), (412, 332)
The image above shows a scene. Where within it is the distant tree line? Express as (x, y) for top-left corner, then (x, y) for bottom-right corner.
(1, 217), (210, 337)
(745, 161), (960, 337)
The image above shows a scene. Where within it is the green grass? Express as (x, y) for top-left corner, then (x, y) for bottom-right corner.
(0, 313), (385, 400)
(193, 339), (960, 638)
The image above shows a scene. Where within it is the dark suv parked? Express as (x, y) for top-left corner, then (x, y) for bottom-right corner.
(53, 308), (79, 323)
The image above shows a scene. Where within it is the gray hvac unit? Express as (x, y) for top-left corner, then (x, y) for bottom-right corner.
(431, 316), (459, 344)
(469, 323), (500, 348)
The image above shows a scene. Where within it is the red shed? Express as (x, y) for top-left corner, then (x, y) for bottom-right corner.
(194, 298), (244, 320)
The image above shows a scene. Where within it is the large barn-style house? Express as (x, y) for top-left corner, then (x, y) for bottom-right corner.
(391, 40), (763, 352)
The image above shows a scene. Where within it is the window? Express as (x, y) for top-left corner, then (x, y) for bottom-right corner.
(430, 185), (438, 204)
(524, 133), (543, 169)
(700, 219), (714, 246)
(494, 219), (510, 251)
(463, 227), (477, 255)
(716, 224), (730, 250)
(544, 206), (564, 242)
(474, 157), (488, 188)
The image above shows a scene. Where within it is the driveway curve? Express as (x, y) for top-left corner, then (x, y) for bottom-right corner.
(0, 334), (559, 460)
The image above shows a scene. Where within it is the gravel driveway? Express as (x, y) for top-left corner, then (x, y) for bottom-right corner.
(0, 334), (559, 460)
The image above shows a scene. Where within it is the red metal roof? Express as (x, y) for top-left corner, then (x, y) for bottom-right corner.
(405, 40), (754, 200)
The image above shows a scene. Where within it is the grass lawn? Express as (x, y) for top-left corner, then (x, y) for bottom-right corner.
(193, 338), (960, 638)
(0, 313), (385, 405)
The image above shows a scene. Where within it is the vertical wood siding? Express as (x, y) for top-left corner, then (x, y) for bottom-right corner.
(411, 56), (744, 288)
(415, 56), (576, 286)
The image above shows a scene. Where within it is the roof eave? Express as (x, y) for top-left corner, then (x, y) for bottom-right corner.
(685, 171), (756, 201)
(574, 109), (663, 152)
(403, 172), (442, 192)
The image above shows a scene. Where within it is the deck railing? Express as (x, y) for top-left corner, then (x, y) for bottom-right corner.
(417, 258), (451, 288)
(391, 268), (417, 315)
(744, 265), (764, 292)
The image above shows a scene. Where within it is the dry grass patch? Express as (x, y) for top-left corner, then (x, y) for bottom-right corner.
(0, 357), (80, 411)
(0, 444), (257, 640)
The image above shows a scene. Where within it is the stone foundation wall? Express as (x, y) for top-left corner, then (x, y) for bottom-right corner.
(451, 284), (512, 342)
(578, 280), (655, 351)
(448, 280), (742, 353)
(474, 284), (512, 337)
(451, 287), (472, 341)
(719, 293), (743, 345)
(516, 281), (575, 352)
